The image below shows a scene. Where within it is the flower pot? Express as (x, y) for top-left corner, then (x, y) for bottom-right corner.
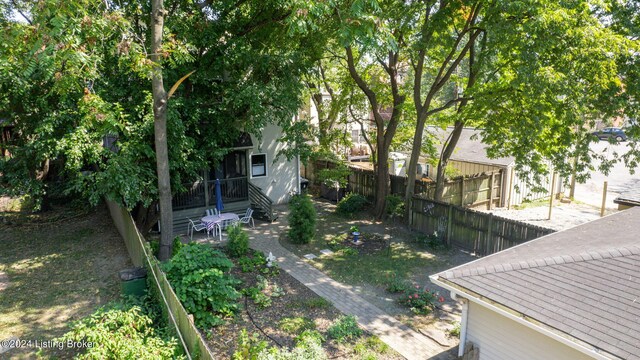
(352, 232), (360, 242)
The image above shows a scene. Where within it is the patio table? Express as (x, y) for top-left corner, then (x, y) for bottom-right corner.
(201, 213), (240, 241)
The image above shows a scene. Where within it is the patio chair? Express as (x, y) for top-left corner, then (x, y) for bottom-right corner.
(205, 208), (219, 217)
(238, 208), (255, 228)
(187, 218), (208, 240)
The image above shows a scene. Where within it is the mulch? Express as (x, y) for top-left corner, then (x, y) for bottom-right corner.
(337, 232), (391, 256)
(205, 260), (347, 359)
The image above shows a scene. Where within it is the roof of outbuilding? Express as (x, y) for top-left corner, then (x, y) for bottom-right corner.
(432, 207), (640, 360)
(614, 187), (640, 206)
(426, 126), (515, 167)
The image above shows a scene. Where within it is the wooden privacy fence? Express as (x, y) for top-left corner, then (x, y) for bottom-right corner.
(312, 159), (502, 210)
(106, 200), (215, 360)
(410, 197), (554, 256)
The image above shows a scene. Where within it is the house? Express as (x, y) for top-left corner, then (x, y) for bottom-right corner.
(430, 206), (640, 360)
(419, 126), (562, 208)
(613, 188), (640, 210)
(171, 124), (302, 234)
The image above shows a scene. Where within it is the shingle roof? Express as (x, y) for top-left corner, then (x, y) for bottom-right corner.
(614, 187), (640, 207)
(426, 126), (515, 167)
(433, 207), (640, 360)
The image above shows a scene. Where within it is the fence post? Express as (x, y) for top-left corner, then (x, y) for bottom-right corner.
(487, 213), (494, 255)
(446, 203), (453, 246)
(460, 178), (465, 206)
(488, 172), (495, 210)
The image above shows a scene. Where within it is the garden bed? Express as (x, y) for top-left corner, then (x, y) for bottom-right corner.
(205, 250), (403, 359)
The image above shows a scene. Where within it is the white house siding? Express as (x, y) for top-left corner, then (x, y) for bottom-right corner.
(249, 124), (298, 205)
(466, 302), (594, 360)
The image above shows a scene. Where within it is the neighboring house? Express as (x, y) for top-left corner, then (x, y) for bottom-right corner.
(419, 126), (561, 207)
(613, 188), (640, 210)
(430, 207), (640, 360)
(171, 126), (302, 234)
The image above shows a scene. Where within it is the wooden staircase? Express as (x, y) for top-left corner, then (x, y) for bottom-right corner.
(248, 182), (277, 222)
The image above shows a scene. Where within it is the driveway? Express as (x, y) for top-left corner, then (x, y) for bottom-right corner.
(571, 141), (640, 209)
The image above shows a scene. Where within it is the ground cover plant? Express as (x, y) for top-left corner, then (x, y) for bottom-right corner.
(50, 297), (184, 359)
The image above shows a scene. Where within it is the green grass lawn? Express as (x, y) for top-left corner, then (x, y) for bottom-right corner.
(280, 200), (450, 288)
(0, 204), (132, 359)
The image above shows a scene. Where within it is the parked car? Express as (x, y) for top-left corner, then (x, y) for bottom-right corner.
(591, 127), (627, 142)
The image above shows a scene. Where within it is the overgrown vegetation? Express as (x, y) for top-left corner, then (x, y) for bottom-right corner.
(336, 193), (368, 215)
(52, 298), (184, 359)
(288, 194), (317, 244)
(227, 224), (250, 258)
(384, 195), (405, 219)
(163, 243), (241, 329)
(413, 232), (447, 251)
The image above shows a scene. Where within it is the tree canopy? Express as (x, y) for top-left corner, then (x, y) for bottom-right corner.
(0, 0), (322, 214)
(289, 0), (639, 217)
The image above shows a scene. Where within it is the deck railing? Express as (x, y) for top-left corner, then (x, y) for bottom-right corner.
(207, 177), (248, 203)
(172, 181), (205, 210)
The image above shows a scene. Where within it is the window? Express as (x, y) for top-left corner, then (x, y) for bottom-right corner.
(250, 153), (267, 178)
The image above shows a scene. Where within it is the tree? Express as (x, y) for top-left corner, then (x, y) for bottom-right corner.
(0, 1), (321, 238)
(150, 0), (173, 261)
(291, 0), (639, 219)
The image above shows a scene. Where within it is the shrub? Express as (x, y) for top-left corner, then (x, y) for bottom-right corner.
(397, 286), (444, 315)
(385, 195), (405, 219)
(414, 232), (447, 251)
(384, 273), (409, 293)
(327, 315), (363, 343)
(336, 193), (368, 215)
(163, 243), (241, 329)
(288, 194), (316, 244)
(227, 224), (250, 258)
(295, 330), (325, 345)
(55, 302), (184, 359)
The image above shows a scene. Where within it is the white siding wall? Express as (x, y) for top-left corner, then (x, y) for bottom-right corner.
(249, 124), (298, 205)
(466, 302), (594, 360)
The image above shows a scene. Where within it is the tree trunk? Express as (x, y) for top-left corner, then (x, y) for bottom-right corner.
(151, 0), (173, 261)
(435, 121), (465, 201)
(374, 143), (389, 218)
(133, 201), (160, 237)
(404, 114), (428, 219)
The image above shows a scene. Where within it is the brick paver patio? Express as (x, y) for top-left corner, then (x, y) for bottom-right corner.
(246, 216), (453, 360)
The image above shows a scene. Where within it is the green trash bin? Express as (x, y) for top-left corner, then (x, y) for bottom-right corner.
(119, 267), (147, 297)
